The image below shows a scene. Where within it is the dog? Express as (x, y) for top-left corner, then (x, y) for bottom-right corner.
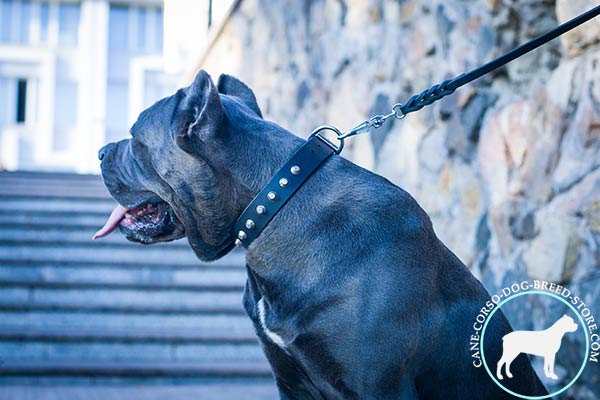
(497, 314), (578, 381)
(95, 70), (548, 399)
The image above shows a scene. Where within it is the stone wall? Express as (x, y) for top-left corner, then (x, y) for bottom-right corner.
(201, 0), (599, 396)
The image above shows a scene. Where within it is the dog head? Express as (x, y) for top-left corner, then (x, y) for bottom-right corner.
(96, 70), (300, 260)
(559, 314), (579, 333)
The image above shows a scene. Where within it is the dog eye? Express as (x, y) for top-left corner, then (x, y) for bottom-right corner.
(130, 131), (143, 143)
(131, 134), (147, 149)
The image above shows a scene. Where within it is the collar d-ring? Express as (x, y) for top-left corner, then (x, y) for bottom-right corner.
(309, 125), (344, 154)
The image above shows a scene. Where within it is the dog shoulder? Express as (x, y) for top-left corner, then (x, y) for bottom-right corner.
(320, 157), (434, 235)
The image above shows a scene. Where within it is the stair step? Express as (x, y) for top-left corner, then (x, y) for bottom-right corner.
(0, 171), (103, 182)
(0, 264), (247, 289)
(0, 177), (105, 186)
(0, 172), (106, 185)
(0, 180), (106, 190)
(0, 226), (190, 248)
(0, 286), (245, 313)
(0, 340), (265, 364)
(0, 197), (117, 213)
(0, 310), (255, 333)
(0, 326), (258, 343)
(0, 244), (244, 267)
(0, 360), (273, 377)
(0, 304), (244, 315)
(0, 384), (278, 400)
(0, 185), (110, 199)
(0, 212), (111, 228)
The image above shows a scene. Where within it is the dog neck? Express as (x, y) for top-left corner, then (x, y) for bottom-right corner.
(233, 133), (337, 248)
(243, 153), (368, 279)
(547, 318), (571, 334)
(225, 120), (345, 278)
(221, 102), (305, 196)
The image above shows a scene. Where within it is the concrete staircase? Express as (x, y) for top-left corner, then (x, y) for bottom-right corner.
(0, 171), (276, 399)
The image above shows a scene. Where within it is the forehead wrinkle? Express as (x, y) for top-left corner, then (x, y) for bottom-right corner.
(131, 95), (176, 143)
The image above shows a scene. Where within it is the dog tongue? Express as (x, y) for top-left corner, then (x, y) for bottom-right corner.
(92, 204), (129, 240)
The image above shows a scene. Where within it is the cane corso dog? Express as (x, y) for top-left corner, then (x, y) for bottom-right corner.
(95, 70), (548, 399)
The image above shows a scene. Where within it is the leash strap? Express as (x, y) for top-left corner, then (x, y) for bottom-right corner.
(233, 132), (337, 248)
(400, 4), (600, 116)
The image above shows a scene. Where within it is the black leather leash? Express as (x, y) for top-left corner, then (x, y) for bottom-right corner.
(233, 127), (341, 248)
(396, 4), (600, 117)
(233, 5), (600, 249)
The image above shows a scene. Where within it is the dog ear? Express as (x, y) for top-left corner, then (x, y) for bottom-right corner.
(175, 70), (226, 153)
(216, 74), (263, 118)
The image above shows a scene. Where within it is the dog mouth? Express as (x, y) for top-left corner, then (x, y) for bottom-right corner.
(93, 200), (185, 244)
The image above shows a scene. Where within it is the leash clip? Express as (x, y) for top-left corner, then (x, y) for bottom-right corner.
(310, 103), (407, 155)
(340, 103), (406, 141)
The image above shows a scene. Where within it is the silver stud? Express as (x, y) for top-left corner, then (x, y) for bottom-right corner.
(267, 191), (277, 201)
(245, 219), (256, 230)
(256, 205), (266, 215)
(235, 239), (243, 247)
(279, 178), (289, 187)
(290, 165), (300, 175)
(238, 230), (247, 240)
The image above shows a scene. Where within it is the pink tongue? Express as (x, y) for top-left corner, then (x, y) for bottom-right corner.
(92, 204), (129, 240)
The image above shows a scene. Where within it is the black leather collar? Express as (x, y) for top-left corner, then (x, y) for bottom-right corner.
(233, 130), (339, 249)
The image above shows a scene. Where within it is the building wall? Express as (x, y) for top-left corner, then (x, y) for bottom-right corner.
(0, 0), (173, 173)
(0, 0), (238, 173)
(200, 0), (600, 397)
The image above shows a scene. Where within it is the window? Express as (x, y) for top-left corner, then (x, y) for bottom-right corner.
(1, 0), (14, 43)
(208, 0), (235, 30)
(58, 2), (80, 46)
(0, 1), (80, 46)
(53, 79), (78, 151)
(0, 76), (15, 125)
(39, 2), (49, 43)
(106, 4), (168, 142)
(18, 1), (31, 44)
(0, 0), (35, 45)
(16, 79), (26, 123)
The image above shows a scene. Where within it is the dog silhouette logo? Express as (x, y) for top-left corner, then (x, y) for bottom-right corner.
(496, 314), (578, 381)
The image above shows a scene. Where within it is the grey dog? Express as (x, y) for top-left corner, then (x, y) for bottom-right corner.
(96, 70), (548, 399)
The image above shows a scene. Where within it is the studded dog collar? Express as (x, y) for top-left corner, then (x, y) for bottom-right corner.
(233, 127), (341, 249)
